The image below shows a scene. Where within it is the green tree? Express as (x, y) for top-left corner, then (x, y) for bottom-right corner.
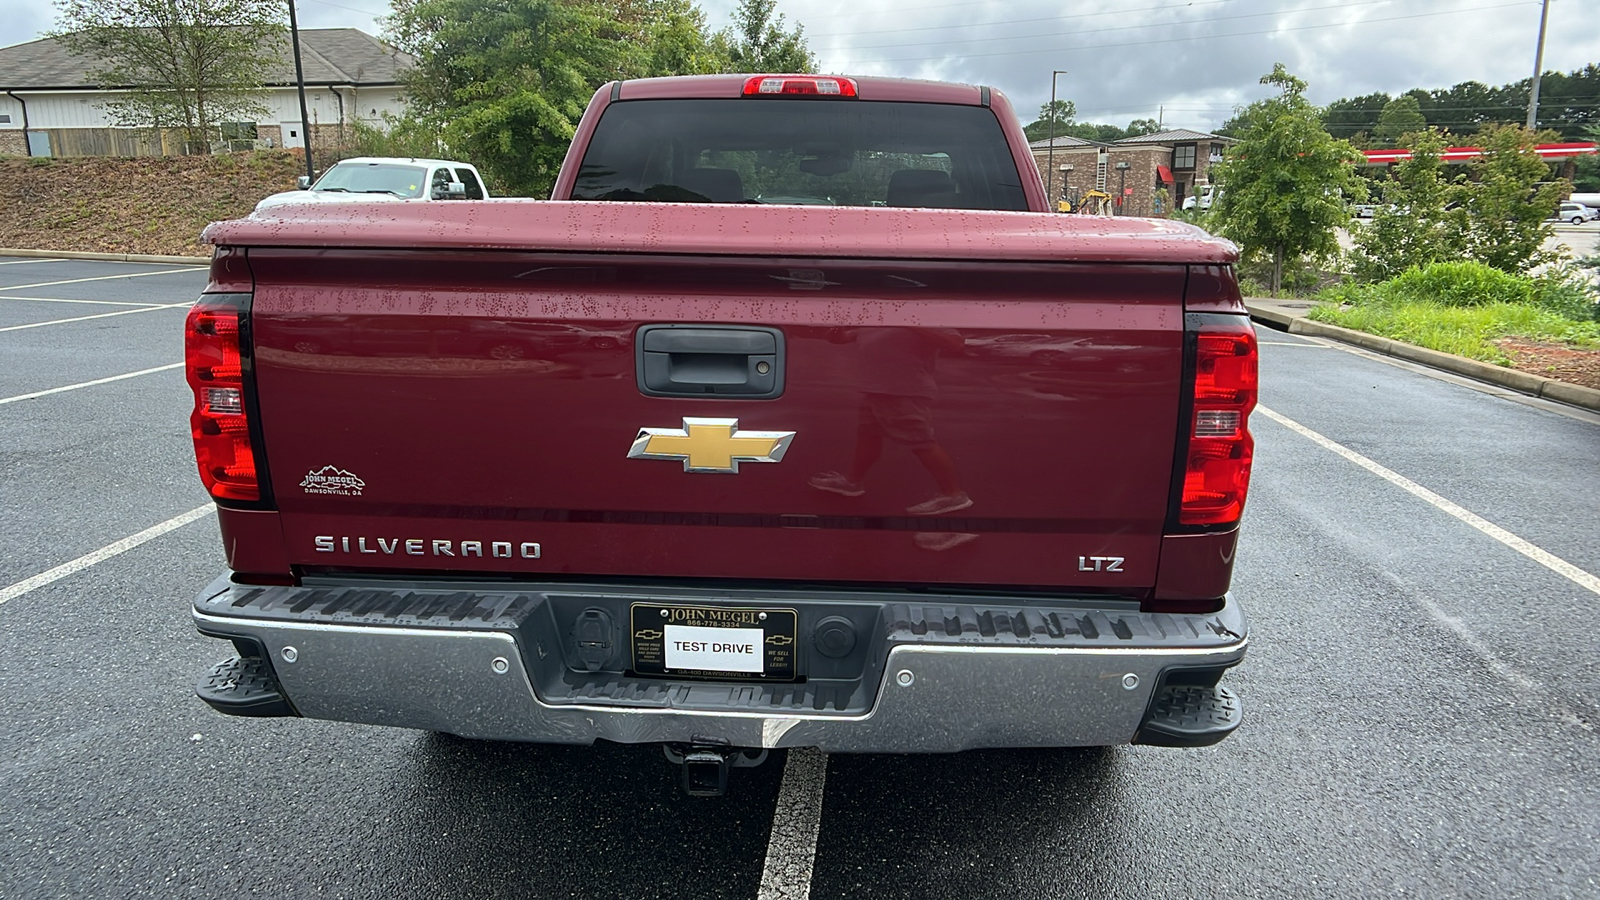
(1374, 95), (1427, 147)
(1215, 104), (1256, 138)
(1124, 118), (1160, 137)
(1349, 128), (1465, 281)
(640, 0), (734, 76)
(1573, 123), (1600, 192)
(1322, 91), (1390, 141)
(386, 0), (735, 196)
(1023, 100), (1076, 142)
(386, 0), (617, 196)
(1457, 123), (1566, 274)
(51, 0), (285, 151)
(1211, 64), (1365, 295)
(722, 0), (815, 73)
(343, 115), (446, 160)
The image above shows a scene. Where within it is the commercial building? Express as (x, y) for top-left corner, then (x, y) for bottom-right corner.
(0, 29), (412, 157)
(1030, 129), (1235, 216)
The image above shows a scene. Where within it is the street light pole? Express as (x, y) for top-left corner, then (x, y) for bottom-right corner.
(287, 0), (315, 183)
(1046, 70), (1067, 210)
(1526, 0), (1551, 129)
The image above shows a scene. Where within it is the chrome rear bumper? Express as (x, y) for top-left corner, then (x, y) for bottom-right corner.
(193, 576), (1247, 753)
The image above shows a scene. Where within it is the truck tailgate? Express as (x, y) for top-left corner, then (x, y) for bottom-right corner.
(246, 246), (1184, 592)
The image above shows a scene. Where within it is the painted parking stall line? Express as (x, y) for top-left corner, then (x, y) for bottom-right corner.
(1257, 404), (1600, 598)
(0, 267), (204, 292)
(0, 505), (215, 608)
(757, 748), (828, 900)
(0, 258), (67, 266)
(0, 302), (191, 333)
(0, 294), (174, 307)
(0, 362), (184, 407)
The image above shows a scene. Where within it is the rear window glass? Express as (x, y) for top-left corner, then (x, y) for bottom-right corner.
(573, 99), (1027, 211)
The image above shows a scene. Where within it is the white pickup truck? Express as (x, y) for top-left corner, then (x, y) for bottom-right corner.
(254, 157), (490, 211)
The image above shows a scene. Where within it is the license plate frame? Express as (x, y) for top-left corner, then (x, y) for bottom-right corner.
(630, 603), (798, 681)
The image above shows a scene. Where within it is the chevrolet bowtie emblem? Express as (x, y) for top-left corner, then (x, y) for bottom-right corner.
(628, 417), (796, 474)
(766, 634), (793, 646)
(634, 629), (664, 640)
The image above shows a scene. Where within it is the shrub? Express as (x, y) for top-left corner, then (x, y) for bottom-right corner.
(1532, 267), (1600, 322)
(1383, 261), (1532, 307)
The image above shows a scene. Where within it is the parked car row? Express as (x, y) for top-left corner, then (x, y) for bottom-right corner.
(1550, 201), (1600, 225)
(1343, 200), (1598, 225)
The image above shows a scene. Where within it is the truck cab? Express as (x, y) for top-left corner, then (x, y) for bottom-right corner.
(254, 156), (489, 211)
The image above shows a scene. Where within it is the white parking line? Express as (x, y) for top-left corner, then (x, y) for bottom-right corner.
(0, 258), (67, 266)
(0, 302), (190, 333)
(0, 362), (184, 406)
(0, 267), (204, 292)
(0, 294), (170, 307)
(757, 748), (828, 900)
(1257, 404), (1600, 598)
(0, 505), (215, 608)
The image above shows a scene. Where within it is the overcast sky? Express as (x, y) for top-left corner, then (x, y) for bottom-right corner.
(5, 0), (1597, 133)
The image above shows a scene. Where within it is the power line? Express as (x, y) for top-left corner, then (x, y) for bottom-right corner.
(806, 0), (1232, 40)
(300, 0), (387, 15)
(1071, 101), (1600, 115)
(835, 0), (1537, 65)
(835, 0), (1397, 53)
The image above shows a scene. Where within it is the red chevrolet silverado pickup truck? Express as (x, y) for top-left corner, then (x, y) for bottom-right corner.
(188, 74), (1256, 795)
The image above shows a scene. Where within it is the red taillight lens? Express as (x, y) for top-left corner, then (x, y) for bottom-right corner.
(186, 300), (259, 501)
(741, 75), (858, 97)
(1179, 323), (1257, 525)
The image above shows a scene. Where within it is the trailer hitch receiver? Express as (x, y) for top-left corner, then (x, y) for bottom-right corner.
(663, 741), (769, 797)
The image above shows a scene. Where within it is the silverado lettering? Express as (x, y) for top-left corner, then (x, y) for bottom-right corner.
(185, 73), (1256, 797)
(314, 536), (541, 558)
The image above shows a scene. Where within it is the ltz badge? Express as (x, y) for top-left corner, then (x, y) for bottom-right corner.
(627, 417), (795, 473)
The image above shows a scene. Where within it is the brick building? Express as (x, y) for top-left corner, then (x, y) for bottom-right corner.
(1030, 129), (1235, 217)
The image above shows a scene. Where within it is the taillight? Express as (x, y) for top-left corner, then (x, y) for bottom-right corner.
(186, 297), (260, 501)
(741, 75), (858, 97)
(1179, 320), (1257, 525)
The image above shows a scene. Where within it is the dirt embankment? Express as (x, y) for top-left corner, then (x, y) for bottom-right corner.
(0, 151), (305, 257)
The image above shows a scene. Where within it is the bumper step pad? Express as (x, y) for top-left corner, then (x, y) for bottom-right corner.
(1134, 685), (1240, 747)
(196, 656), (295, 718)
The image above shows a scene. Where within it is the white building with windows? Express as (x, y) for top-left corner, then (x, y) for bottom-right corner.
(0, 29), (413, 157)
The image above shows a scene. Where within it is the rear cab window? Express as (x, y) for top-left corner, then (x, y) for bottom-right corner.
(453, 168), (486, 200)
(572, 99), (1028, 211)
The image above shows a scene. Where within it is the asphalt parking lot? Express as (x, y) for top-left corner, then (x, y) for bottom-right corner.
(2, 256), (1598, 899)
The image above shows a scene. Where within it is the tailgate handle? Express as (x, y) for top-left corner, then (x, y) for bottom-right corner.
(637, 325), (784, 398)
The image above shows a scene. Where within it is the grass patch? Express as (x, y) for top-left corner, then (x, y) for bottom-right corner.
(1310, 261), (1600, 365)
(1309, 299), (1600, 364)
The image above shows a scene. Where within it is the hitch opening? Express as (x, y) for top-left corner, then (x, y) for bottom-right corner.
(663, 742), (769, 797)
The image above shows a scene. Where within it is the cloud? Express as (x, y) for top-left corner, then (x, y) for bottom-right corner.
(707, 0), (1600, 131)
(7, 0), (1598, 134)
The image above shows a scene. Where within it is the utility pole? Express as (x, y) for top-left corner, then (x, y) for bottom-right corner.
(1046, 70), (1068, 210)
(1526, 0), (1551, 129)
(288, 0), (315, 183)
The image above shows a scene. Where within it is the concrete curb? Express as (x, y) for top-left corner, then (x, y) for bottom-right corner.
(1246, 302), (1600, 413)
(0, 247), (209, 265)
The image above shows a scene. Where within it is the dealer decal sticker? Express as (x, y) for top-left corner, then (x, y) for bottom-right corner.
(300, 466), (366, 496)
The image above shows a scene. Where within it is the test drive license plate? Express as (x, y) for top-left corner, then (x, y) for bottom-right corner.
(630, 604), (797, 680)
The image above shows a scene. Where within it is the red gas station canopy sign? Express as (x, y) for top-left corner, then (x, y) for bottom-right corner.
(1362, 142), (1597, 165)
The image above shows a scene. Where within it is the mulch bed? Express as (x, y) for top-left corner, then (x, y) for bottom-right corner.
(1495, 338), (1600, 391)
